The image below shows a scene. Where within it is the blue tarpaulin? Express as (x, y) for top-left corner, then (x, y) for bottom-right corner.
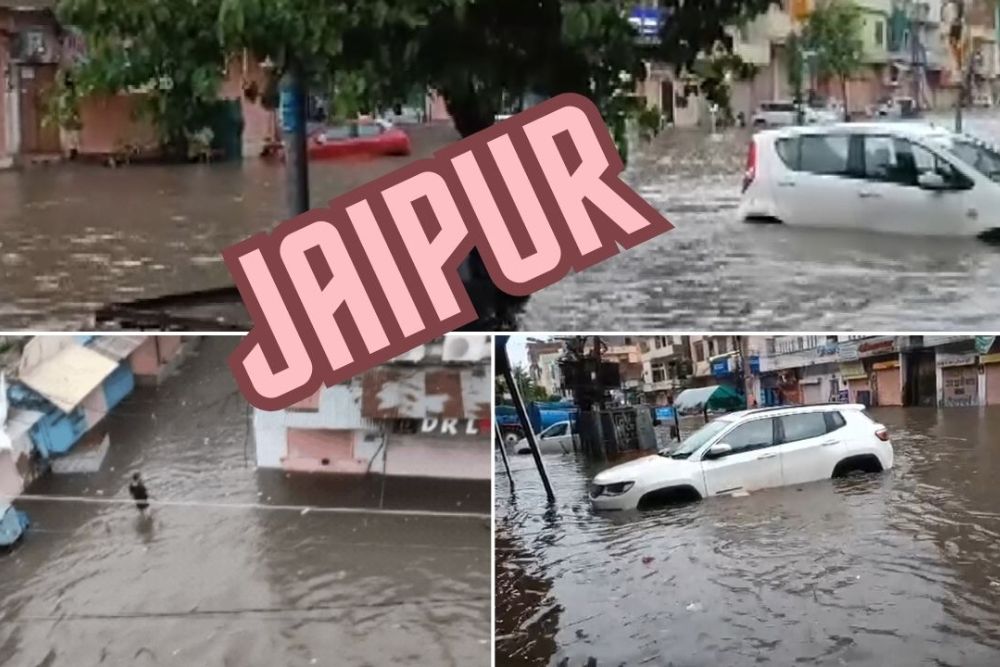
(0, 505), (29, 547)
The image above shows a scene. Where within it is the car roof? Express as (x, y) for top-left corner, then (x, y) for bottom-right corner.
(722, 403), (866, 421)
(758, 121), (953, 140)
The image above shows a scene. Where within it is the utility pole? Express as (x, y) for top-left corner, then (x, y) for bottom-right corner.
(280, 66), (310, 216)
(947, 0), (967, 132)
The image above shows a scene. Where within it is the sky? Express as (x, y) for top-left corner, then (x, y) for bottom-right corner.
(502, 335), (551, 370)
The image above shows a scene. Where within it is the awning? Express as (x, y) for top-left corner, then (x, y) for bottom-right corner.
(840, 361), (867, 380)
(361, 366), (490, 420)
(674, 385), (745, 413)
(87, 335), (146, 361)
(18, 345), (119, 413)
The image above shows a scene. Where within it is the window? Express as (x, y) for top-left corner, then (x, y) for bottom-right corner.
(865, 136), (972, 188)
(651, 364), (667, 383)
(356, 123), (383, 138)
(824, 411), (847, 432)
(721, 418), (776, 454)
(800, 135), (850, 175)
(875, 20), (884, 47)
(323, 126), (352, 141)
(695, 342), (705, 362)
(541, 423), (568, 438)
(780, 413), (827, 442)
(776, 137), (800, 169)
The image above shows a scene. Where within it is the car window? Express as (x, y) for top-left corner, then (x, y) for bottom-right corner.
(720, 418), (775, 454)
(780, 413), (828, 442)
(541, 423), (567, 438)
(357, 123), (383, 138)
(824, 411), (847, 432)
(775, 137), (800, 169)
(800, 135), (850, 175)
(323, 126), (352, 141)
(950, 139), (1000, 181)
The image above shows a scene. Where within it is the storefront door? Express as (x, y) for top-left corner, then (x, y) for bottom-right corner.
(941, 365), (979, 407)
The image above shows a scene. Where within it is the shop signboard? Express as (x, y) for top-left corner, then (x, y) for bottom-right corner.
(937, 352), (978, 368)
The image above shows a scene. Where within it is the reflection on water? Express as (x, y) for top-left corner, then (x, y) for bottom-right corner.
(495, 407), (1000, 666)
(0, 125), (459, 329)
(0, 337), (490, 666)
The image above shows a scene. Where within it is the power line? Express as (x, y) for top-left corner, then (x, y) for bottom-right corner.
(2, 493), (490, 521)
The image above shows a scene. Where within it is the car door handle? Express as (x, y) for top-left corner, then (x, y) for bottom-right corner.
(820, 439), (838, 446)
(757, 452), (777, 460)
(777, 180), (796, 188)
(858, 190), (881, 198)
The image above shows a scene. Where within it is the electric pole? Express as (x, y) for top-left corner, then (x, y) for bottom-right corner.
(280, 66), (310, 216)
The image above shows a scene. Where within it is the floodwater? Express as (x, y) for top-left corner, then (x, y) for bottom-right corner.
(495, 407), (1000, 666)
(7, 114), (1000, 329)
(0, 125), (461, 329)
(0, 337), (490, 666)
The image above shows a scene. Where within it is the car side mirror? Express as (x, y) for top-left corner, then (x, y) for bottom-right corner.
(917, 171), (951, 191)
(705, 443), (733, 459)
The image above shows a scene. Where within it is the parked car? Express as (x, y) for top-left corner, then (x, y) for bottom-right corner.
(305, 119), (411, 160)
(751, 101), (831, 128)
(590, 404), (893, 511)
(873, 96), (918, 119)
(738, 122), (1000, 239)
(513, 420), (580, 455)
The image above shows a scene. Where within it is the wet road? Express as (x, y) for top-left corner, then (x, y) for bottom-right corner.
(520, 111), (1000, 330)
(0, 337), (490, 666)
(0, 125), (461, 329)
(7, 114), (1000, 329)
(495, 407), (1000, 666)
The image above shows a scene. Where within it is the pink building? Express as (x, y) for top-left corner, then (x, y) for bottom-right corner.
(253, 336), (491, 481)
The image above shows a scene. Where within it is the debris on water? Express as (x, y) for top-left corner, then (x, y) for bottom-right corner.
(642, 556), (655, 565)
(300, 507), (311, 515)
(685, 602), (703, 612)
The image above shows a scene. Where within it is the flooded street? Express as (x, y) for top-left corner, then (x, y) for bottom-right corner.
(496, 407), (1000, 666)
(0, 337), (490, 666)
(6, 115), (1000, 329)
(520, 112), (1000, 331)
(0, 125), (461, 329)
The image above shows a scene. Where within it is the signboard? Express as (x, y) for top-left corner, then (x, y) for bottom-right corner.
(279, 84), (303, 134)
(981, 353), (1000, 365)
(711, 358), (732, 377)
(975, 336), (996, 354)
(857, 338), (896, 356)
(840, 361), (867, 380)
(749, 356), (760, 375)
(838, 342), (860, 362)
(629, 6), (665, 41)
(937, 352), (977, 368)
(420, 418), (481, 436)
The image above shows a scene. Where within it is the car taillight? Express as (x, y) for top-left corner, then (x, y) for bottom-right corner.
(742, 141), (757, 193)
(875, 428), (890, 442)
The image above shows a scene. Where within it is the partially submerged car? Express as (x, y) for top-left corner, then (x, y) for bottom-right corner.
(590, 404), (893, 511)
(513, 420), (580, 455)
(739, 122), (1000, 239)
(306, 119), (411, 160)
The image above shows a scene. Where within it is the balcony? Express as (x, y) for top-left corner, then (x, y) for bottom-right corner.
(644, 343), (683, 361)
(644, 378), (682, 394)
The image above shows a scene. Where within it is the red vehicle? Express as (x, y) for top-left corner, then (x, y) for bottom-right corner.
(306, 119), (411, 160)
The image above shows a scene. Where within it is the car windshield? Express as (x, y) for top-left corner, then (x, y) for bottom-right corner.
(947, 138), (1000, 181)
(660, 418), (732, 459)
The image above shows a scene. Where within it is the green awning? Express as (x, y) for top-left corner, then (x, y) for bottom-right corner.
(674, 385), (746, 413)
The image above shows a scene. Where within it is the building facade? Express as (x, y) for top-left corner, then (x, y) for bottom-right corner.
(253, 335), (491, 481)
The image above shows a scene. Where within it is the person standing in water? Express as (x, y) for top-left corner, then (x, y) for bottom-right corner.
(128, 473), (149, 514)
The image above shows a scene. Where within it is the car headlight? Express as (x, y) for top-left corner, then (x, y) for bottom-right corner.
(591, 481), (634, 498)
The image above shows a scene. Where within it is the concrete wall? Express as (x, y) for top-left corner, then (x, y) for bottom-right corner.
(385, 434), (490, 480)
(129, 336), (184, 383)
(77, 94), (158, 156)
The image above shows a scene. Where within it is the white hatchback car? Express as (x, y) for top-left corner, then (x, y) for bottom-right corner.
(590, 404), (893, 511)
(738, 122), (1000, 239)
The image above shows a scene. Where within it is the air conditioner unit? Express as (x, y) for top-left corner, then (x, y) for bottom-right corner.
(441, 335), (489, 363)
(393, 345), (426, 363)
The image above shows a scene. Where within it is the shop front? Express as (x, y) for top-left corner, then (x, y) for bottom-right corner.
(840, 361), (870, 405)
(937, 348), (980, 407)
(983, 352), (1000, 405)
(798, 362), (840, 405)
(871, 358), (902, 406)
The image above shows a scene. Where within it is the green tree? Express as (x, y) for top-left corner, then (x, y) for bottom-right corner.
(58, 0), (229, 157)
(801, 0), (864, 120)
(496, 366), (550, 404)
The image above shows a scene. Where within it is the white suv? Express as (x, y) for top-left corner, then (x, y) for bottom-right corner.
(738, 122), (1000, 239)
(590, 404), (893, 511)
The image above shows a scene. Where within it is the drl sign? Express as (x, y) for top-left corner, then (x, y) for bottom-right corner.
(421, 418), (480, 436)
